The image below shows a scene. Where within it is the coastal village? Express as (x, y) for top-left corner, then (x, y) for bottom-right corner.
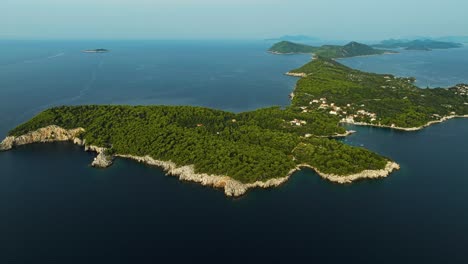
(288, 79), (467, 129)
(453, 84), (468, 97)
(289, 96), (381, 127)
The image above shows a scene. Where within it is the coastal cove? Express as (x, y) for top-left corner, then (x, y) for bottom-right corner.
(1, 40), (467, 262)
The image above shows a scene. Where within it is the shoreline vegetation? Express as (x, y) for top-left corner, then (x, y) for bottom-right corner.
(1, 41), (466, 196)
(0, 125), (399, 196)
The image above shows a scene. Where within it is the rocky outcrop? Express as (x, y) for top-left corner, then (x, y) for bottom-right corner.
(92, 152), (113, 168)
(0, 137), (15, 151)
(268, 51), (296, 55)
(0, 126), (84, 151)
(73, 137), (85, 146)
(116, 154), (291, 197)
(286, 72), (308, 78)
(0, 125), (113, 168)
(85, 144), (106, 153)
(315, 130), (356, 138)
(85, 145), (113, 167)
(116, 154), (399, 196)
(300, 161), (400, 184)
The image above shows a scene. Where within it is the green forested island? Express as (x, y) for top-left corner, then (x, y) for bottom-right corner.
(4, 105), (388, 184)
(268, 41), (393, 58)
(372, 39), (463, 51)
(2, 46), (467, 195)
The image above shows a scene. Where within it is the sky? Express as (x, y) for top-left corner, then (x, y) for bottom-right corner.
(2, 0), (467, 41)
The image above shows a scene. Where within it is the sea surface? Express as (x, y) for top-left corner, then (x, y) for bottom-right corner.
(0, 40), (467, 263)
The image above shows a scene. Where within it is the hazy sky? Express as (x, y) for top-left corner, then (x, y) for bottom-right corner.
(2, 0), (467, 40)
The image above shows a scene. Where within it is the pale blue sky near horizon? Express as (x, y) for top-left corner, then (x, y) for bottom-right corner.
(2, 0), (467, 41)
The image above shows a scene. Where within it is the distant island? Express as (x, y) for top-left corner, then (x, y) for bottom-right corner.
(268, 41), (395, 58)
(372, 39), (463, 51)
(1, 45), (466, 197)
(82, 49), (110, 53)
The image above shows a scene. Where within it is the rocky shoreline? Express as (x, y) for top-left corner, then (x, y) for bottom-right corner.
(314, 130), (356, 138)
(342, 115), (468, 131)
(333, 130), (356, 137)
(0, 125), (401, 197)
(116, 154), (292, 197)
(299, 161), (400, 184)
(0, 125), (85, 151)
(0, 125), (114, 168)
(285, 72), (308, 78)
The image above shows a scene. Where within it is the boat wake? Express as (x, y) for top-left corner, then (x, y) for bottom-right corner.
(68, 59), (103, 102)
(0, 52), (66, 67)
(46, 52), (65, 59)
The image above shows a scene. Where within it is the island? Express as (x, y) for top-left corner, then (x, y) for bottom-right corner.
(372, 39), (463, 51)
(1, 46), (466, 197)
(268, 41), (395, 58)
(82, 49), (110, 53)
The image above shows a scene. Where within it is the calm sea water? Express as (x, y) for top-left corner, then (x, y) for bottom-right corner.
(339, 46), (468, 88)
(0, 41), (467, 263)
(0, 40), (309, 137)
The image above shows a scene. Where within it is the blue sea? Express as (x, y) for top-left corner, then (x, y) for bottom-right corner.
(0, 40), (467, 263)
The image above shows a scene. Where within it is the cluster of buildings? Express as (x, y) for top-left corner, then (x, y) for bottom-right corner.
(341, 109), (378, 124)
(453, 84), (468, 96)
(290, 119), (307, 126)
(300, 97), (381, 124)
(306, 97), (350, 116)
(305, 97), (360, 117)
(355, 110), (377, 122)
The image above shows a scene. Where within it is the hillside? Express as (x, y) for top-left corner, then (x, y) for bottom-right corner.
(373, 39), (463, 50)
(268, 41), (318, 54)
(290, 57), (468, 128)
(268, 41), (392, 58)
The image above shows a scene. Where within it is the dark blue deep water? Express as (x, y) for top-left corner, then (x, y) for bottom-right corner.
(0, 41), (467, 263)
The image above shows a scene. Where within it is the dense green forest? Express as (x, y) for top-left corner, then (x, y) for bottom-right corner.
(8, 105), (389, 183)
(373, 39), (462, 51)
(289, 57), (468, 127)
(268, 41), (392, 58)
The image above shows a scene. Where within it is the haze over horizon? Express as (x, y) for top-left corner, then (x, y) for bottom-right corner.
(2, 0), (467, 41)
